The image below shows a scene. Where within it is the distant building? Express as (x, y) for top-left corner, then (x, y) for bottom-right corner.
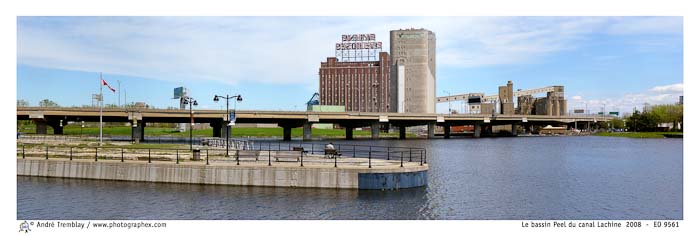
(390, 28), (436, 113)
(318, 52), (391, 112)
(498, 81), (515, 115)
(516, 86), (566, 116)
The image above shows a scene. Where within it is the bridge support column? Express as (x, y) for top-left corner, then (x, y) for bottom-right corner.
(345, 127), (353, 140)
(443, 125), (451, 139)
(47, 119), (67, 135)
(211, 121), (222, 137)
(371, 122), (380, 140)
(50, 124), (63, 135)
(399, 126), (406, 140)
(474, 124), (481, 138)
(282, 127), (292, 141)
(211, 121), (231, 139)
(303, 122), (313, 141)
(33, 119), (48, 134)
(279, 122), (303, 141)
(427, 122), (435, 139)
(131, 120), (146, 143)
(512, 123), (518, 136)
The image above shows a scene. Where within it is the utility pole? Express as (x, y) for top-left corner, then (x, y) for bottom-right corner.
(117, 80), (121, 107)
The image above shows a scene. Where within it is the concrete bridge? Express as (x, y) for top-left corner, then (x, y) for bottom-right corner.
(17, 107), (612, 141)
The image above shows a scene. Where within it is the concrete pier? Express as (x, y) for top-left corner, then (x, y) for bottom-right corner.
(370, 122), (380, 140)
(443, 125), (451, 139)
(303, 123), (313, 141)
(427, 123), (435, 139)
(210, 121), (231, 138)
(131, 120), (146, 142)
(474, 124), (481, 138)
(345, 127), (353, 140)
(17, 158), (428, 190)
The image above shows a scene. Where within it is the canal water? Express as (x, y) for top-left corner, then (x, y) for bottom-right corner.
(17, 136), (682, 220)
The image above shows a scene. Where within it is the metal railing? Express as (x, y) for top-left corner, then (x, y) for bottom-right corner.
(16, 142), (427, 168)
(17, 134), (232, 145)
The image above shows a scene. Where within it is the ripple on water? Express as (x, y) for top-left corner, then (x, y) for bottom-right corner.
(17, 137), (682, 220)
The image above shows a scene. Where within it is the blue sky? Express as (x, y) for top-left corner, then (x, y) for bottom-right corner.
(16, 16), (683, 114)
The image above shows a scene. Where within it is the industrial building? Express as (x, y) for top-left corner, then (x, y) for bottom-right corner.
(390, 28), (437, 114)
(319, 34), (391, 112)
(517, 86), (567, 116)
(437, 81), (567, 116)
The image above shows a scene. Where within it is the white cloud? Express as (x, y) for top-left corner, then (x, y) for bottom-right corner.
(17, 16), (682, 87)
(571, 95), (582, 100)
(650, 83), (683, 93)
(570, 83), (683, 114)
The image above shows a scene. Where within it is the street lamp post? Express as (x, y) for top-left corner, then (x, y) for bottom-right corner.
(182, 96), (198, 151)
(214, 94), (243, 157)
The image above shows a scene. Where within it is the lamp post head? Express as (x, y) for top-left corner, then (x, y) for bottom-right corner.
(236, 95), (243, 102)
(193, 100), (198, 106)
(213, 95), (219, 102)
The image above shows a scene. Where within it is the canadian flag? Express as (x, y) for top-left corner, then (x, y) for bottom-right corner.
(102, 79), (116, 93)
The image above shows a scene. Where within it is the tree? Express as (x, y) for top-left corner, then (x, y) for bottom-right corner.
(609, 118), (625, 129)
(649, 104), (683, 131)
(38, 99), (59, 107)
(17, 99), (29, 107)
(626, 110), (641, 132)
(639, 111), (661, 132)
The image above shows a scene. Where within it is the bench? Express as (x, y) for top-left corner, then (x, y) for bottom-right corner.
(324, 149), (341, 159)
(274, 147), (306, 162)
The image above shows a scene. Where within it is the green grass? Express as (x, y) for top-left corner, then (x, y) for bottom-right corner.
(595, 132), (683, 139)
(18, 124), (416, 138)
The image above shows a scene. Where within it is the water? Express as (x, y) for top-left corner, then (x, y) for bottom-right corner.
(17, 136), (682, 220)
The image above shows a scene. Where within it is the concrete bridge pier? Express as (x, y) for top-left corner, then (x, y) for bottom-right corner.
(47, 119), (67, 135)
(278, 122), (304, 141)
(511, 123), (518, 136)
(211, 122), (221, 137)
(303, 122), (313, 141)
(32, 119), (48, 134)
(32, 118), (66, 135)
(427, 122), (435, 139)
(345, 126), (353, 140)
(210, 121), (231, 138)
(283, 127), (292, 141)
(474, 124), (481, 138)
(443, 125), (451, 139)
(131, 120), (146, 143)
(398, 126), (406, 140)
(371, 122), (381, 140)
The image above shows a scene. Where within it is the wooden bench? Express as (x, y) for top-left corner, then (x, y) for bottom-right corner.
(273, 147), (306, 162)
(324, 149), (341, 159)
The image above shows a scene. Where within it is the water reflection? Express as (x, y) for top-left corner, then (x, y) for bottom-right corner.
(18, 136), (682, 220)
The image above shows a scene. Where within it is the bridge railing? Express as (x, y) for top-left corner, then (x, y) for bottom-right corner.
(16, 143), (426, 169)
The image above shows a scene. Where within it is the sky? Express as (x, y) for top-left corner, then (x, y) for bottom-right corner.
(16, 16), (683, 114)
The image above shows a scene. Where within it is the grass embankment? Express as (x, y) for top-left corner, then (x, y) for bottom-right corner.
(18, 124), (415, 138)
(594, 132), (683, 139)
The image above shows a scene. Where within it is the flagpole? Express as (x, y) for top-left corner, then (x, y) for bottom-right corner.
(99, 72), (103, 146)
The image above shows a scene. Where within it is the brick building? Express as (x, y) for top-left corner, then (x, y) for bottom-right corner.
(319, 52), (391, 112)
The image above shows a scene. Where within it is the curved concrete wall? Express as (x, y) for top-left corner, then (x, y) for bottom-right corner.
(17, 159), (428, 190)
